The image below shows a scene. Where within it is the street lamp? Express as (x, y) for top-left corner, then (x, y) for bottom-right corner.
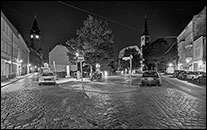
(186, 59), (190, 63)
(76, 52), (79, 57)
(168, 63), (173, 67)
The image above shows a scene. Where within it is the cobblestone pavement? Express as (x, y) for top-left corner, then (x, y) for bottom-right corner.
(1, 75), (206, 129)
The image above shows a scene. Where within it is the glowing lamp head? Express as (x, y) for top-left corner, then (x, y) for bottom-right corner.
(30, 34), (34, 39)
(96, 63), (100, 68)
(104, 71), (108, 76)
(168, 63), (173, 67)
(76, 53), (79, 57)
(186, 59), (190, 63)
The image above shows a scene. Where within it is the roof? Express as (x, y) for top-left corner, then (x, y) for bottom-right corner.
(30, 17), (41, 35)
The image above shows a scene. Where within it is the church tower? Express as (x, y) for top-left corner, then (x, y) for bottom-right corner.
(140, 14), (150, 71)
(30, 15), (41, 51)
(29, 15), (43, 70)
(140, 14), (150, 48)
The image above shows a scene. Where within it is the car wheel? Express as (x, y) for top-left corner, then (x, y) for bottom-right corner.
(197, 78), (200, 83)
(39, 83), (42, 86)
(140, 83), (145, 87)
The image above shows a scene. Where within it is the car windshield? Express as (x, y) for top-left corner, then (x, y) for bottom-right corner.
(143, 71), (159, 77)
(188, 72), (195, 74)
(42, 73), (54, 76)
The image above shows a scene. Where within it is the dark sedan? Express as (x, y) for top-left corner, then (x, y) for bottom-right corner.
(141, 71), (161, 86)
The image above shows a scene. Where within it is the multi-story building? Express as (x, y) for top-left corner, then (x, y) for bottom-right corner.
(1, 11), (30, 81)
(177, 6), (206, 72)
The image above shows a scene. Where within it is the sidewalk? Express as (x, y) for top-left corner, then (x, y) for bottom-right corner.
(161, 74), (206, 89)
(1, 73), (33, 88)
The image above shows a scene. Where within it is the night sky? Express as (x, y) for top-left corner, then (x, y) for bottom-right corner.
(1, 1), (206, 61)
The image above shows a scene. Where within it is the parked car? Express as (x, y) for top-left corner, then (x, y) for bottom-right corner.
(39, 71), (57, 85)
(140, 71), (161, 86)
(173, 70), (182, 78)
(186, 71), (200, 80)
(197, 73), (206, 83)
(177, 71), (187, 79)
(90, 71), (102, 81)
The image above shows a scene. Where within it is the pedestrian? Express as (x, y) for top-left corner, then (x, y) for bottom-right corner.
(77, 70), (80, 80)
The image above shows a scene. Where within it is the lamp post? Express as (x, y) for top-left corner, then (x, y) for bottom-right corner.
(76, 53), (84, 91)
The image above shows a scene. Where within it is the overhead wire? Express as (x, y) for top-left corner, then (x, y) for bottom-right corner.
(57, 1), (158, 39)
(57, 1), (177, 56)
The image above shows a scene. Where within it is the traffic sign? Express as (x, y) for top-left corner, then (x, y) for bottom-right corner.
(78, 56), (84, 60)
(122, 57), (130, 60)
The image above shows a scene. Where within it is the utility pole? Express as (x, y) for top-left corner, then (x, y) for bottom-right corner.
(129, 55), (133, 87)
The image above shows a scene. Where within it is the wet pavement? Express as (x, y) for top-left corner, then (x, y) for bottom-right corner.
(1, 74), (206, 129)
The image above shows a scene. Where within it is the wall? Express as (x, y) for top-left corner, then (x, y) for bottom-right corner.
(49, 45), (69, 65)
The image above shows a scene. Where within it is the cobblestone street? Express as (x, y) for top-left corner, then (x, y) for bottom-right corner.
(1, 75), (206, 129)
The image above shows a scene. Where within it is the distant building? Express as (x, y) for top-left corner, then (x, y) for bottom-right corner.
(1, 11), (30, 81)
(49, 44), (77, 77)
(177, 6), (206, 72)
(28, 16), (44, 72)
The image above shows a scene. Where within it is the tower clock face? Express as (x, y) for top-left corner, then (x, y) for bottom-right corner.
(30, 34), (40, 39)
(35, 35), (39, 39)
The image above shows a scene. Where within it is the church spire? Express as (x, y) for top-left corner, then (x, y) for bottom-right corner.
(31, 15), (41, 35)
(143, 14), (149, 35)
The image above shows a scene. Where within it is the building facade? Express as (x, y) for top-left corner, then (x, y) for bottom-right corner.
(193, 36), (206, 72)
(49, 44), (77, 77)
(177, 6), (206, 72)
(1, 11), (30, 81)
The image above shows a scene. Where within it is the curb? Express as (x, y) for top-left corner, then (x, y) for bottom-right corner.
(1, 74), (32, 88)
